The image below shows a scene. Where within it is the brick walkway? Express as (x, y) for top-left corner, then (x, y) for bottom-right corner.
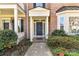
(25, 43), (52, 56)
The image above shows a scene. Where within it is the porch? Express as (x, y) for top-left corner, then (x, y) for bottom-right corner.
(0, 4), (25, 44)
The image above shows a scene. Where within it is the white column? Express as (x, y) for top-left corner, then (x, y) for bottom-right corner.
(14, 8), (18, 33)
(57, 15), (60, 30)
(18, 19), (21, 32)
(42, 22), (44, 35)
(26, 4), (29, 39)
(35, 22), (36, 37)
(9, 21), (12, 30)
(64, 16), (69, 34)
(30, 16), (33, 42)
(45, 16), (49, 39)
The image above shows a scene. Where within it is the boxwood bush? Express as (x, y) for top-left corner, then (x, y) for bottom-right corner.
(47, 29), (79, 56)
(0, 30), (18, 50)
(52, 30), (67, 36)
(47, 36), (79, 49)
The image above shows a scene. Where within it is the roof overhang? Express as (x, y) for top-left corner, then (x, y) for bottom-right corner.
(56, 6), (79, 15)
(56, 10), (79, 15)
(29, 7), (50, 16)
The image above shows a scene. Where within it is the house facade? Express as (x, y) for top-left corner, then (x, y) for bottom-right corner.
(0, 3), (79, 42)
(24, 3), (79, 42)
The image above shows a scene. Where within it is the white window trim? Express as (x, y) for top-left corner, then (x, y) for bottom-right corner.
(57, 15), (69, 34)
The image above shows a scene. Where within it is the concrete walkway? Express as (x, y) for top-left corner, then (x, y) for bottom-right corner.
(25, 43), (52, 56)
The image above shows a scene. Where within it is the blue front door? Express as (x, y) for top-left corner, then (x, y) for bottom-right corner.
(36, 22), (42, 35)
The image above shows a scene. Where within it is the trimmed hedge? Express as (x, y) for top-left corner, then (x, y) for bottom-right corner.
(0, 30), (18, 50)
(52, 30), (67, 36)
(47, 36), (79, 49)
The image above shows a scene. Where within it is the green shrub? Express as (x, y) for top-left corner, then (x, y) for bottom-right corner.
(52, 47), (66, 55)
(47, 36), (79, 49)
(51, 47), (79, 56)
(0, 30), (18, 50)
(64, 51), (79, 56)
(72, 35), (79, 41)
(52, 30), (67, 36)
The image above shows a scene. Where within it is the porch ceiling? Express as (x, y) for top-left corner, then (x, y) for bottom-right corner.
(0, 9), (14, 15)
(0, 9), (25, 17)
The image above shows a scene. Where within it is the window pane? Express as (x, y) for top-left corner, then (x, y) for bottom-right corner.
(4, 23), (9, 29)
(3, 20), (9, 30)
(21, 19), (24, 32)
(36, 3), (43, 7)
(60, 17), (64, 30)
(33, 3), (45, 8)
(11, 20), (14, 31)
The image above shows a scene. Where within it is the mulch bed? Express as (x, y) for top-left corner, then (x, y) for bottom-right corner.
(0, 39), (32, 56)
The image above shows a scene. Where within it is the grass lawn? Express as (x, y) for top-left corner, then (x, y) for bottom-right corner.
(0, 38), (32, 56)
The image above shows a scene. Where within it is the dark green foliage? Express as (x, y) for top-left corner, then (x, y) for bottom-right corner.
(47, 30), (79, 56)
(47, 36), (79, 49)
(0, 30), (18, 50)
(52, 30), (67, 36)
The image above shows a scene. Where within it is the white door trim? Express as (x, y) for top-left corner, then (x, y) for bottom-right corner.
(30, 16), (49, 42)
(34, 21), (45, 37)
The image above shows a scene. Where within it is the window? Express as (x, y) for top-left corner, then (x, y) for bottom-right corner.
(69, 17), (79, 33)
(11, 19), (24, 32)
(11, 20), (14, 31)
(18, 19), (24, 32)
(21, 19), (24, 32)
(60, 17), (64, 30)
(3, 20), (9, 30)
(33, 3), (45, 8)
(36, 3), (43, 7)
